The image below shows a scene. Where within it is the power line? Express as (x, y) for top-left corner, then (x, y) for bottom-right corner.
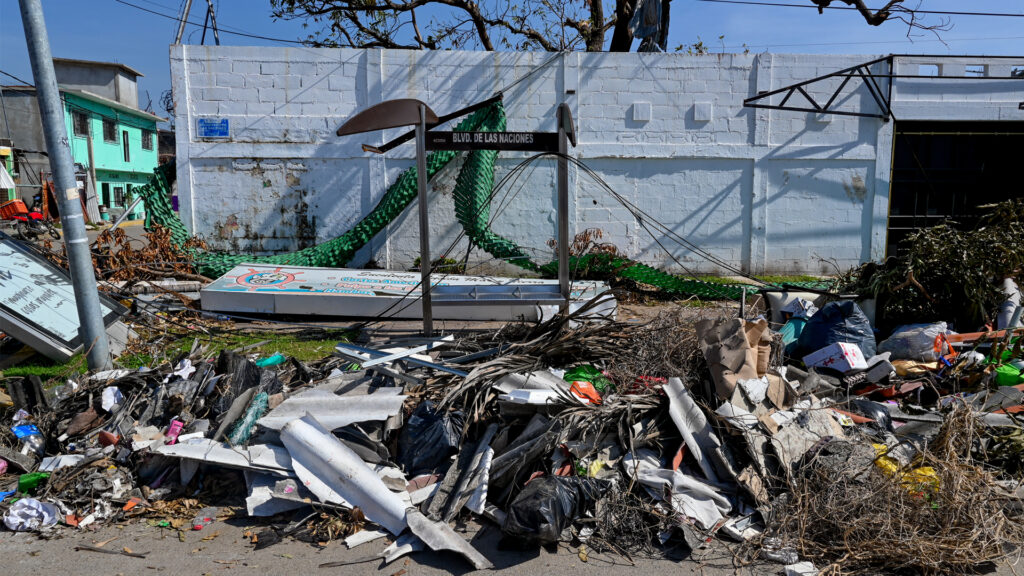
(718, 34), (1024, 51)
(0, 69), (35, 87)
(696, 0), (1024, 19)
(112, 0), (308, 45)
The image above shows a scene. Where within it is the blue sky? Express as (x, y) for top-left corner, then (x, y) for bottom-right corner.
(1, 0), (1022, 115)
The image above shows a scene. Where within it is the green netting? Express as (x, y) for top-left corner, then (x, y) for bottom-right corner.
(140, 105), (499, 278)
(136, 100), (825, 300)
(451, 105), (540, 272)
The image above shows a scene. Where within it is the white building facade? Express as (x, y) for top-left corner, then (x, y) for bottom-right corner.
(170, 46), (1024, 275)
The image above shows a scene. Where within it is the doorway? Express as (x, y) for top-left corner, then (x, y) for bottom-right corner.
(887, 121), (1024, 257)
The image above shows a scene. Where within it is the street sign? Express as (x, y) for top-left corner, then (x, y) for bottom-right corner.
(424, 131), (559, 152)
(197, 117), (230, 139)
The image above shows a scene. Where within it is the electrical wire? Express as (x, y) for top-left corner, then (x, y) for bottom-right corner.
(463, 150), (768, 299)
(112, 0), (308, 45)
(0, 69), (35, 87)
(696, 0), (1024, 19)
(715, 35), (1024, 51)
(1, 69), (161, 131)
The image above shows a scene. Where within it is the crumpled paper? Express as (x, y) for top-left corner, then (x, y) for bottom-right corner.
(3, 498), (59, 531)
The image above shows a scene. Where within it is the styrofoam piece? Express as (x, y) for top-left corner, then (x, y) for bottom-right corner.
(715, 402), (759, 429)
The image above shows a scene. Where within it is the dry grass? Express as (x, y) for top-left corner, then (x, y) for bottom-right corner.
(750, 404), (1024, 575)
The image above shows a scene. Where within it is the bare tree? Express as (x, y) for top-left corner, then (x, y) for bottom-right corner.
(270, 0), (945, 53)
(270, 0), (624, 51)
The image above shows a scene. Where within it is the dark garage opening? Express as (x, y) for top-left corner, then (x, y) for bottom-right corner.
(887, 121), (1024, 257)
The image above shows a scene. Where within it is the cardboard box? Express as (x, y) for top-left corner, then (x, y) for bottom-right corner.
(802, 342), (867, 373)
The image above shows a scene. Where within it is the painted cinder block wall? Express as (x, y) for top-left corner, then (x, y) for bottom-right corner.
(170, 47), (1023, 275)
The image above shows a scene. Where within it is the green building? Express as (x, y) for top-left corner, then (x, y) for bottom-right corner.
(1, 58), (164, 221)
(63, 89), (162, 220)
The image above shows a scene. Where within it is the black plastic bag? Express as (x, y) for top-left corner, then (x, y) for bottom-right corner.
(795, 300), (876, 358)
(502, 476), (610, 546)
(397, 401), (464, 476)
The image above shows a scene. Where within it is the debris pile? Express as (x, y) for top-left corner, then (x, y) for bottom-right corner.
(2, 206), (1024, 574)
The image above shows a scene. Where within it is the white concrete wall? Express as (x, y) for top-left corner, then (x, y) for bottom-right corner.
(170, 47), (1024, 275)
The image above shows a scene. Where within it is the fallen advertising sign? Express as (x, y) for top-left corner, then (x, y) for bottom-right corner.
(0, 232), (125, 361)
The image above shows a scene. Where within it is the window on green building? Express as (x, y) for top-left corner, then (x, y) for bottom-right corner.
(72, 111), (89, 137)
(122, 131), (130, 162)
(103, 118), (117, 143)
(114, 186), (124, 206)
(142, 130), (154, 151)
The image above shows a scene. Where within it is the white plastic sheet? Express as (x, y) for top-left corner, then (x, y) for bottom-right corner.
(624, 449), (732, 530)
(665, 377), (726, 483)
(3, 498), (58, 531)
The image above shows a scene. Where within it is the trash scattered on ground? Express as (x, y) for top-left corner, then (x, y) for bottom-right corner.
(1, 200), (1023, 575)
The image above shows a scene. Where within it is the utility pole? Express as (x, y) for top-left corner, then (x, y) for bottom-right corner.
(18, 0), (111, 370)
(174, 0), (194, 44)
(205, 0), (221, 46)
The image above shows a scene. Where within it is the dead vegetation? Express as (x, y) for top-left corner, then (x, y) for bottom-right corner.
(749, 404), (1024, 575)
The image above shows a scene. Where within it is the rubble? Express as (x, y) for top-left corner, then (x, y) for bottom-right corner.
(1, 203), (1024, 575)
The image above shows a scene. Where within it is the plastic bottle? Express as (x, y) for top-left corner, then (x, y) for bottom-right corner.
(12, 425), (45, 457)
(255, 353), (286, 367)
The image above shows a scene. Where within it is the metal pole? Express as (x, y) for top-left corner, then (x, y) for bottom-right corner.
(205, 0), (221, 46)
(739, 286), (747, 318)
(174, 0), (194, 44)
(556, 104), (570, 309)
(415, 104), (433, 336)
(19, 0), (111, 370)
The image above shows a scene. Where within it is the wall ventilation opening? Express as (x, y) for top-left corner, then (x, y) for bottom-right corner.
(965, 64), (986, 77)
(918, 64), (940, 77)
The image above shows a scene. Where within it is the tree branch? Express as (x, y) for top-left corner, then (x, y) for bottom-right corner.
(487, 17), (557, 51)
(810, 0), (902, 25)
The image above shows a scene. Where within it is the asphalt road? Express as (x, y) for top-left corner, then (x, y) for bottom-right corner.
(1, 515), (1022, 576)
(1, 219), (148, 248)
(0, 516), (777, 576)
